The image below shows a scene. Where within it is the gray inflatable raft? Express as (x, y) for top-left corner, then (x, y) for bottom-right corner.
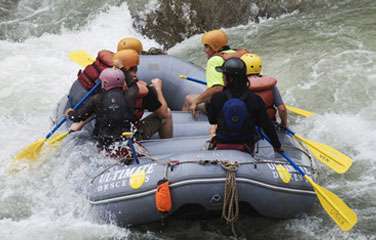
(55, 55), (317, 226)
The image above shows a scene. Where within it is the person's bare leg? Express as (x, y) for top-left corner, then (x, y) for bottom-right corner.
(151, 78), (173, 138)
(159, 108), (173, 138)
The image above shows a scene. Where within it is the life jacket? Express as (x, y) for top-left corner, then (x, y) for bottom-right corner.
(77, 50), (114, 90)
(215, 48), (249, 60)
(248, 76), (277, 120)
(94, 88), (132, 144)
(124, 80), (149, 122)
(216, 90), (253, 143)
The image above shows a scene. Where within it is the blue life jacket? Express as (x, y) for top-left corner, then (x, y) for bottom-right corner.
(216, 91), (252, 143)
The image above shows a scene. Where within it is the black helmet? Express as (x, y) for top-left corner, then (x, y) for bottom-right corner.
(215, 57), (246, 76)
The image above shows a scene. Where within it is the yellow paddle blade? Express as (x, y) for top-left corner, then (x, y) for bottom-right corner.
(179, 74), (187, 80)
(46, 132), (69, 145)
(68, 50), (95, 68)
(15, 138), (46, 160)
(275, 164), (292, 184)
(121, 131), (134, 138)
(305, 176), (357, 231)
(286, 105), (315, 118)
(295, 134), (352, 174)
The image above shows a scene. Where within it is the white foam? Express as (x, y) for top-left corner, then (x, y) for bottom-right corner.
(0, 3), (158, 239)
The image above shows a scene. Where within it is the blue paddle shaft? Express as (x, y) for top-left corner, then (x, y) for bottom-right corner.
(45, 80), (101, 139)
(285, 127), (296, 136)
(127, 138), (139, 164)
(280, 152), (305, 176)
(186, 76), (206, 85)
(257, 128), (306, 176)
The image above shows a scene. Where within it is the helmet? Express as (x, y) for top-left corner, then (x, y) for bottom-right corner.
(117, 37), (143, 54)
(215, 57), (246, 76)
(112, 49), (140, 70)
(201, 29), (228, 52)
(240, 53), (262, 75)
(100, 68), (125, 91)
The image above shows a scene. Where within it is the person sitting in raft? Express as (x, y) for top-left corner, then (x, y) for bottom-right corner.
(68, 37), (144, 108)
(241, 53), (288, 128)
(182, 29), (250, 117)
(65, 68), (133, 160)
(206, 57), (283, 153)
(112, 49), (173, 140)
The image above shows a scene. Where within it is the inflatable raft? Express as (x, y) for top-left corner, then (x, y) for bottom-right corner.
(55, 55), (318, 226)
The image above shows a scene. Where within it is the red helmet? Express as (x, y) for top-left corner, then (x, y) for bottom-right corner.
(100, 68), (125, 91)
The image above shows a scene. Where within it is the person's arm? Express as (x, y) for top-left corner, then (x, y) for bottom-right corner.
(277, 105), (288, 128)
(65, 94), (97, 122)
(188, 56), (225, 116)
(144, 82), (173, 139)
(195, 55), (226, 105)
(194, 85), (224, 105)
(206, 94), (222, 138)
(143, 85), (170, 118)
(252, 95), (282, 151)
(206, 94), (221, 124)
(273, 86), (288, 128)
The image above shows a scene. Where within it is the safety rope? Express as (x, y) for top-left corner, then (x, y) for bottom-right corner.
(220, 161), (240, 237)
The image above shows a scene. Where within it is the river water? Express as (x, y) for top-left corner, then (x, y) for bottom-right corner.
(0, 1), (375, 239)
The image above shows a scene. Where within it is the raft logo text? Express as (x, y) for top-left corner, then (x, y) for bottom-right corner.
(96, 163), (156, 192)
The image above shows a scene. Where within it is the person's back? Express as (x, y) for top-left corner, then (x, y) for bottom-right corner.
(68, 37), (144, 108)
(182, 29), (249, 116)
(112, 49), (173, 140)
(210, 89), (266, 143)
(241, 53), (288, 128)
(94, 88), (132, 146)
(206, 57), (282, 153)
(66, 68), (132, 150)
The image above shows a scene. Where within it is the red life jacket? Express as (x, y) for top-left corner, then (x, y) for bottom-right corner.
(248, 76), (278, 120)
(128, 80), (149, 123)
(77, 50), (114, 90)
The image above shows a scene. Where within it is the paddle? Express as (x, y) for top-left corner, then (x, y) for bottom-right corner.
(68, 50), (95, 68)
(122, 132), (139, 164)
(285, 105), (314, 118)
(275, 164), (292, 184)
(257, 125), (292, 184)
(178, 74), (315, 118)
(257, 129), (357, 232)
(285, 128), (352, 174)
(15, 80), (101, 160)
(46, 51), (98, 145)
